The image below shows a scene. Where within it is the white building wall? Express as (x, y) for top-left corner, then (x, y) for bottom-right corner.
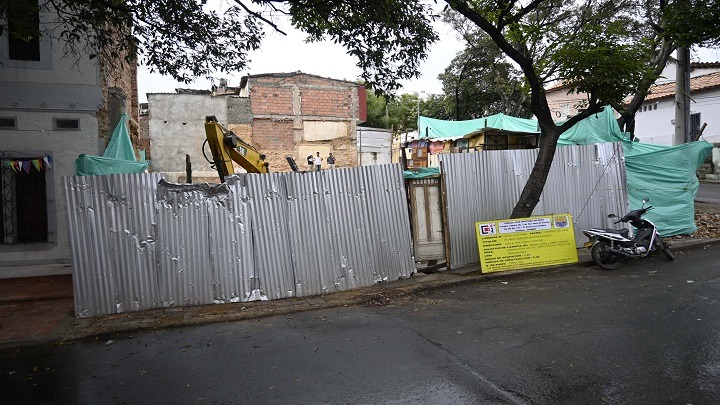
(657, 62), (720, 85)
(633, 100), (675, 145)
(634, 90), (720, 145)
(0, 8), (99, 86)
(0, 5), (103, 274)
(147, 94), (228, 175)
(357, 128), (392, 166)
(0, 112), (98, 267)
(691, 91), (720, 144)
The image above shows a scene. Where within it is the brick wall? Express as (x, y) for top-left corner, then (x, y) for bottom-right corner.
(98, 47), (139, 155)
(237, 73), (360, 172)
(251, 119), (295, 171)
(138, 114), (150, 160)
(250, 87), (293, 116)
(301, 89), (351, 117)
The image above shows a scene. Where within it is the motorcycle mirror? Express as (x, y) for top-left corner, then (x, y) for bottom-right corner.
(607, 214), (617, 218)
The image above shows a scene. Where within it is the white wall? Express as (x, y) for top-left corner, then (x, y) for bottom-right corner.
(657, 61), (720, 85)
(634, 90), (720, 145)
(0, 9), (99, 86)
(0, 112), (98, 267)
(633, 100), (675, 145)
(0, 6), (103, 273)
(147, 94), (228, 174)
(357, 128), (392, 166)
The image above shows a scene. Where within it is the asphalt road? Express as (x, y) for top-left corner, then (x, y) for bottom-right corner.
(697, 181), (720, 204)
(1, 242), (719, 404)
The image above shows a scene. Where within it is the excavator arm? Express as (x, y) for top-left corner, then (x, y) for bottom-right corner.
(204, 116), (269, 182)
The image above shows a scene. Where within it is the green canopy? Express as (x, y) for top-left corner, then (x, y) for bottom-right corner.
(75, 114), (148, 176)
(418, 113), (538, 140)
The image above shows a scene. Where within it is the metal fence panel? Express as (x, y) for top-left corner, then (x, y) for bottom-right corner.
(65, 164), (416, 317)
(155, 181), (214, 307)
(216, 177), (257, 302)
(64, 173), (162, 318)
(440, 143), (627, 268)
(362, 165), (415, 281)
(284, 170), (335, 297)
(245, 173), (297, 300)
(321, 168), (376, 292)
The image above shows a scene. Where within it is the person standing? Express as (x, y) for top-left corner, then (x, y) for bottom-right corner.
(306, 154), (314, 171)
(313, 152), (323, 171)
(327, 153), (336, 169)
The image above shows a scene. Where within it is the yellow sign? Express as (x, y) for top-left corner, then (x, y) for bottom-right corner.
(475, 214), (578, 273)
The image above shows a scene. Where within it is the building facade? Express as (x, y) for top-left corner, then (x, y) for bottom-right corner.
(145, 72), (366, 180)
(0, 5), (138, 276)
(634, 72), (720, 145)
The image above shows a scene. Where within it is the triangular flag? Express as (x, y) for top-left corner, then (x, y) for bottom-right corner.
(22, 161), (30, 173)
(43, 156), (52, 169)
(11, 161), (20, 173)
(32, 159), (42, 171)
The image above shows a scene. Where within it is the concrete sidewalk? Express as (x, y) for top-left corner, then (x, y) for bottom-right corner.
(1, 238), (717, 349)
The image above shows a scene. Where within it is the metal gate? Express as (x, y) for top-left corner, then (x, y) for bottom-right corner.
(407, 178), (445, 262)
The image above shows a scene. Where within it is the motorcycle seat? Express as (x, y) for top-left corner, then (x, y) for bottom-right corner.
(594, 228), (630, 238)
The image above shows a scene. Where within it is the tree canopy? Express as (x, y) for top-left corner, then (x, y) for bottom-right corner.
(4, 0), (719, 216)
(0, 0), (438, 92)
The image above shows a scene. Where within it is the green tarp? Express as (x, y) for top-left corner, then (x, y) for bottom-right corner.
(403, 167), (441, 179)
(622, 141), (712, 236)
(557, 106), (629, 145)
(416, 106), (712, 236)
(555, 109), (712, 235)
(75, 114), (148, 176)
(418, 113), (539, 140)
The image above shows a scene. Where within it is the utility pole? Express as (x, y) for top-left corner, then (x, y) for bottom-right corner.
(674, 46), (691, 145)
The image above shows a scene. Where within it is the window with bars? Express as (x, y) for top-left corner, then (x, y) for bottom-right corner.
(1, 157), (49, 244)
(690, 113), (701, 140)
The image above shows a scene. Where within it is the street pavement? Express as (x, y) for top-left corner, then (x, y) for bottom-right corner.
(0, 240), (719, 404)
(0, 238), (720, 404)
(697, 181), (720, 204)
(0, 238), (716, 350)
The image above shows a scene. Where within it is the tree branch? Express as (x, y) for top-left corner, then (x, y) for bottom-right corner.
(232, 0), (286, 35)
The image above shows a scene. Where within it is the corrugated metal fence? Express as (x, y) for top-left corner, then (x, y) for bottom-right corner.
(441, 143), (628, 268)
(64, 165), (415, 318)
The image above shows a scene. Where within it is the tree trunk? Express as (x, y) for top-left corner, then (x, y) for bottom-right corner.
(510, 126), (560, 218)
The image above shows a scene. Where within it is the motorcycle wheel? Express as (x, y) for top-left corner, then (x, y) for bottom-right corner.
(655, 238), (676, 261)
(591, 241), (624, 270)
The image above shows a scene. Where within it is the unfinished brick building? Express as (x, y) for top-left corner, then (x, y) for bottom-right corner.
(237, 72), (366, 171)
(145, 71), (366, 179)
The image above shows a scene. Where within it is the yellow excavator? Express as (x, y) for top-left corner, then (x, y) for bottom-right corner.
(202, 116), (269, 182)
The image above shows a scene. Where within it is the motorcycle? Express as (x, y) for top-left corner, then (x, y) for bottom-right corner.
(582, 198), (675, 270)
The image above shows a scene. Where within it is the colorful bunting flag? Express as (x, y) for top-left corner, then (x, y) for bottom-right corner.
(1, 155), (52, 173)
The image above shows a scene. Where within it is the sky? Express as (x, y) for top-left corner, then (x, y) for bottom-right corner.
(137, 15), (464, 103)
(136, 9), (720, 105)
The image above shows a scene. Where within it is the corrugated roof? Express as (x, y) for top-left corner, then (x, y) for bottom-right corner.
(645, 71), (720, 101)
